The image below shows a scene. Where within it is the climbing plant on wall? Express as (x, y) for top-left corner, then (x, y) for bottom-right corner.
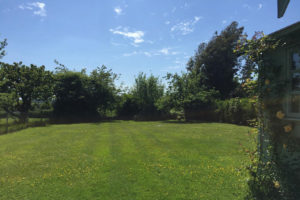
(237, 32), (300, 199)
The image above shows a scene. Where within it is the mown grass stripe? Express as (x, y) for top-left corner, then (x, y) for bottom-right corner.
(0, 121), (253, 200)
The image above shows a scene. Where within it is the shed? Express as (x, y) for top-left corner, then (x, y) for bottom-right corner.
(260, 21), (300, 194)
(268, 21), (300, 136)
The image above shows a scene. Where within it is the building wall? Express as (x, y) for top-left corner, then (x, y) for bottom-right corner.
(262, 28), (300, 178)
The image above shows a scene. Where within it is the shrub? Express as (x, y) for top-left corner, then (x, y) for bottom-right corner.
(183, 90), (219, 121)
(116, 94), (140, 119)
(216, 97), (257, 125)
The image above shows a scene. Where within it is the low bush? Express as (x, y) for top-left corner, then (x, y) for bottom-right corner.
(216, 97), (257, 125)
(183, 90), (219, 121)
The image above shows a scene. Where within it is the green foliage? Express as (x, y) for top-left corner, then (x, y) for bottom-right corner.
(245, 134), (300, 200)
(162, 22), (252, 122)
(116, 94), (140, 119)
(237, 32), (300, 199)
(187, 21), (244, 99)
(0, 37), (7, 59)
(240, 78), (258, 98)
(130, 73), (165, 120)
(216, 97), (257, 125)
(53, 71), (90, 122)
(165, 72), (190, 111)
(165, 71), (220, 121)
(0, 62), (54, 123)
(0, 93), (16, 117)
(53, 65), (118, 122)
(183, 89), (219, 121)
(89, 66), (119, 116)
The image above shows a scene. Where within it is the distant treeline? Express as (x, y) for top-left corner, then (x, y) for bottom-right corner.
(0, 21), (257, 125)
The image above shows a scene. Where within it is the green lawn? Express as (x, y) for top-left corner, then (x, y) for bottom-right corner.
(0, 121), (254, 200)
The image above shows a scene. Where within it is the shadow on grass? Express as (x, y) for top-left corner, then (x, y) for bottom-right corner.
(0, 119), (49, 135)
(0, 118), (222, 136)
(0, 117), (120, 135)
(161, 120), (216, 124)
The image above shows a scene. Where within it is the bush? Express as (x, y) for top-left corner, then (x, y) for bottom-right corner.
(116, 94), (140, 119)
(118, 73), (166, 121)
(216, 97), (257, 125)
(183, 90), (219, 121)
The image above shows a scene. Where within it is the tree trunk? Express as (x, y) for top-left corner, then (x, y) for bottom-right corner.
(5, 113), (8, 133)
(19, 112), (29, 125)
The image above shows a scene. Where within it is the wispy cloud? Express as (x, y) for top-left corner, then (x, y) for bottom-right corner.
(19, 2), (46, 17)
(243, 3), (251, 10)
(123, 51), (138, 57)
(258, 3), (263, 10)
(114, 7), (123, 15)
(161, 59), (186, 72)
(159, 48), (169, 55)
(158, 48), (179, 55)
(143, 52), (152, 57)
(168, 65), (181, 69)
(109, 27), (145, 44)
(160, 65), (182, 72)
(222, 20), (227, 24)
(165, 21), (170, 25)
(123, 47), (179, 57)
(123, 51), (152, 57)
(171, 16), (202, 35)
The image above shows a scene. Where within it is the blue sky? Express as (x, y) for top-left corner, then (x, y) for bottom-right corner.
(0, 0), (299, 86)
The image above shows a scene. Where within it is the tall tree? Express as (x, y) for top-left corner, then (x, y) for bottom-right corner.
(53, 71), (90, 121)
(187, 21), (244, 99)
(89, 65), (119, 116)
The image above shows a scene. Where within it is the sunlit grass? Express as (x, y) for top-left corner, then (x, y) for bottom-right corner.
(0, 121), (253, 199)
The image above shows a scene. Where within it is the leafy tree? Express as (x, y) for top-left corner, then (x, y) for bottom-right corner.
(128, 73), (164, 119)
(165, 72), (191, 111)
(0, 93), (15, 116)
(240, 56), (257, 83)
(54, 59), (68, 73)
(187, 21), (244, 99)
(53, 65), (118, 122)
(0, 36), (7, 59)
(89, 65), (119, 116)
(53, 71), (90, 122)
(165, 71), (219, 120)
(0, 62), (54, 123)
(0, 36), (9, 122)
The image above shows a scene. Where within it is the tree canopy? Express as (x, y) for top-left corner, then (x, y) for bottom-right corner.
(186, 21), (244, 99)
(52, 65), (118, 122)
(0, 62), (54, 122)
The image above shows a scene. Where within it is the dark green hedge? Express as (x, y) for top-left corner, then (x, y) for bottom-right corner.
(216, 97), (257, 125)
